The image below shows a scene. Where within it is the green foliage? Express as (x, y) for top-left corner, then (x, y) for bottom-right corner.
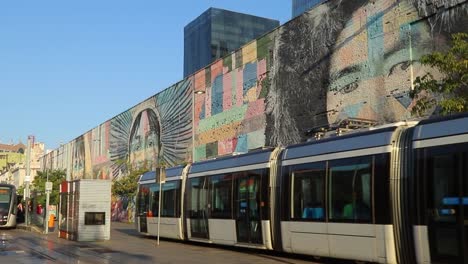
(17, 185), (25, 198)
(411, 33), (468, 116)
(111, 162), (148, 199)
(31, 169), (66, 206)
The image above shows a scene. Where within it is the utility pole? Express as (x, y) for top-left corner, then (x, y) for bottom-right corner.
(25, 135), (33, 226)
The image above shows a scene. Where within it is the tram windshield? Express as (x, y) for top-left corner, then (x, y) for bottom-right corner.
(0, 187), (12, 212)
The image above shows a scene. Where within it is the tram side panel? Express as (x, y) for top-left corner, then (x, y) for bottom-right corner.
(135, 167), (186, 240)
(186, 168), (272, 248)
(185, 150), (274, 249)
(279, 128), (401, 263)
(411, 114), (468, 264)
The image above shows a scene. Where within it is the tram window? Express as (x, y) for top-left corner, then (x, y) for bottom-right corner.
(187, 178), (209, 218)
(137, 184), (151, 215)
(210, 174), (232, 219)
(329, 157), (372, 222)
(291, 165), (325, 221)
(0, 187), (11, 213)
(150, 184), (160, 217)
(431, 154), (457, 221)
(161, 181), (179, 217)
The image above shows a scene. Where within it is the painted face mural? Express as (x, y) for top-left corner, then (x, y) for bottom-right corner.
(128, 108), (161, 169)
(326, 1), (434, 124)
(109, 79), (193, 179)
(108, 80), (192, 222)
(72, 136), (85, 179)
(267, 0), (467, 147)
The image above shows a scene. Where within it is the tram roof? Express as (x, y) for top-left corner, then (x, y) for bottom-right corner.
(139, 165), (185, 183)
(282, 125), (400, 161)
(190, 148), (273, 174)
(413, 112), (468, 141)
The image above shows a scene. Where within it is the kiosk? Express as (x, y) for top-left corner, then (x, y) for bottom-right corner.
(58, 179), (111, 241)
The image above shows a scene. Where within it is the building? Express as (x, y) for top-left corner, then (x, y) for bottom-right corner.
(0, 141), (44, 186)
(183, 7), (279, 77)
(0, 142), (26, 173)
(291, 0), (325, 18)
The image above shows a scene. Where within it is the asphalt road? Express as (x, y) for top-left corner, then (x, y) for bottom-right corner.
(0, 223), (336, 264)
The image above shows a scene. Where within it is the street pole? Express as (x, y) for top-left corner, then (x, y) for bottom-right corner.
(157, 171), (162, 246)
(25, 136), (32, 226)
(192, 90), (195, 162)
(44, 169), (50, 234)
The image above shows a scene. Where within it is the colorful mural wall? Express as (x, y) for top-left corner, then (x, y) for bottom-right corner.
(44, 0), (467, 222)
(194, 0), (467, 152)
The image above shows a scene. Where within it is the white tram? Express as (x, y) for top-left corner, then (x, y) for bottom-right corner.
(0, 184), (18, 228)
(136, 113), (468, 264)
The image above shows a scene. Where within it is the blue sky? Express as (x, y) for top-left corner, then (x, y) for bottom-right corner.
(0, 1), (291, 150)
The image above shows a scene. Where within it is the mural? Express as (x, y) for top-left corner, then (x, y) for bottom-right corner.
(192, 42), (270, 160)
(266, 0), (467, 146)
(44, 0), (467, 222)
(108, 79), (192, 221)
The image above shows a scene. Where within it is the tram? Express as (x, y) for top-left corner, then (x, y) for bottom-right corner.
(0, 184), (18, 228)
(136, 113), (468, 264)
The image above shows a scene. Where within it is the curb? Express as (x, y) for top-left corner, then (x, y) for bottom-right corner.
(16, 224), (46, 235)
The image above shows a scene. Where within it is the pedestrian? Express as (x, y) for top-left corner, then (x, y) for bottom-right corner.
(37, 204), (43, 215)
(17, 202), (23, 213)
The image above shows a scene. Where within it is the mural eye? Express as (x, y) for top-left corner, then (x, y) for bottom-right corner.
(132, 142), (140, 152)
(339, 81), (359, 94)
(388, 61), (411, 76)
(148, 140), (154, 147)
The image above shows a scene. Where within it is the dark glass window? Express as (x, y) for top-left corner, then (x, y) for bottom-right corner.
(84, 212), (105, 225)
(137, 184), (151, 216)
(150, 184), (160, 217)
(291, 163), (325, 220)
(0, 187), (11, 212)
(161, 181), (180, 217)
(329, 157), (372, 222)
(210, 174), (232, 218)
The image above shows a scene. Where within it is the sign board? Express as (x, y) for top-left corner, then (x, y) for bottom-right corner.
(25, 175), (31, 182)
(45, 181), (53, 192)
(24, 188), (30, 199)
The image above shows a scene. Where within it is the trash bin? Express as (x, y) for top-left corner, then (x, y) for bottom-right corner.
(48, 214), (55, 232)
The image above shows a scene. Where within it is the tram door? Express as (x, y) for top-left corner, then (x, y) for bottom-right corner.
(235, 174), (262, 244)
(137, 186), (150, 233)
(426, 151), (468, 264)
(188, 177), (209, 239)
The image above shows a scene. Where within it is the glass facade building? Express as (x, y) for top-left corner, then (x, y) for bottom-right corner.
(184, 8), (279, 78)
(291, 0), (325, 18)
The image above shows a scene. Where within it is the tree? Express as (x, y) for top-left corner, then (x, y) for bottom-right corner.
(111, 162), (148, 199)
(31, 169), (66, 206)
(410, 32), (468, 116)
(17, 185), (25, 198)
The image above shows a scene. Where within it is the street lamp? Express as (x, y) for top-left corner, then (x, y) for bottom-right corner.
(192, 90), (205, 162)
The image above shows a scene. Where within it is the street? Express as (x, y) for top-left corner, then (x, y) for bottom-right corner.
(0, 222), (330, 264)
